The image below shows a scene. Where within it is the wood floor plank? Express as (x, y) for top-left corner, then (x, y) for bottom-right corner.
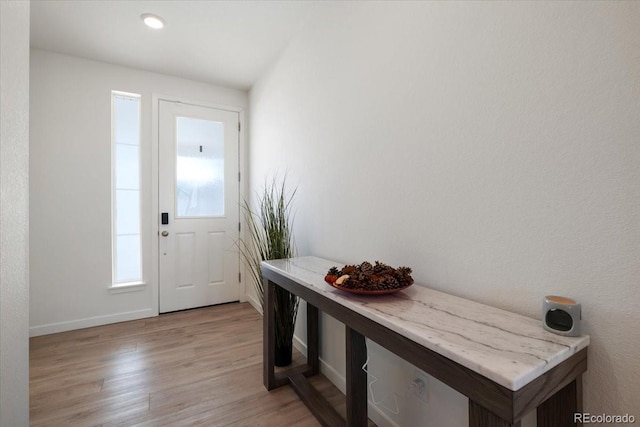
(30, 302), (376, 427)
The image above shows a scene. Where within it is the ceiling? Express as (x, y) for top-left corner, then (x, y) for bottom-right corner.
(30, 0), (320, 90)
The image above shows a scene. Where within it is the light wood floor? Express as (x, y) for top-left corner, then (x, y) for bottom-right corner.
(30, 302), (374, 426)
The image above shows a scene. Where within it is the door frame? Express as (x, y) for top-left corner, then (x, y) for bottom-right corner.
(151, 93), (247, 316)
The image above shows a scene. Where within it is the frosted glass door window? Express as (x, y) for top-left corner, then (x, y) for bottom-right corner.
(176, 117), (224, 217)
(115, 145), (140, 189)
(112, 92), (142, 284)
(116, 235), (141, 282)
(116, 190), (141, 235)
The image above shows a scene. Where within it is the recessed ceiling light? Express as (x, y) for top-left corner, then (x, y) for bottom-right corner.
(141, 13), (165, 30)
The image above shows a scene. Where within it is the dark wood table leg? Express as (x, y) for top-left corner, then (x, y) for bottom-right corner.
(307, 303), (319, 375)
(263, 279), (276, 390)
(537, 377), (582, 427)
(346, 326), (367, 427)
(469, 400), (521, 427)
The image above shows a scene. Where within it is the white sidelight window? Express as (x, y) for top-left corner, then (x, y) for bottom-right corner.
(112, 91), (142, 284)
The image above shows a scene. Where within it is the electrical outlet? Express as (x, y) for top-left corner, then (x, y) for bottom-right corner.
(408, 370), (429, 403)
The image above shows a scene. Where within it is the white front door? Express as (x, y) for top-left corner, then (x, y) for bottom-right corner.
(158, 100), (240, 313)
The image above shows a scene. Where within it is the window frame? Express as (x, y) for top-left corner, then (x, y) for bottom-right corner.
(111, 90), (144, 288)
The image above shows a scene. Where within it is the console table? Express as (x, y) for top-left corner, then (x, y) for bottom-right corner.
(262, 257), (589, 427)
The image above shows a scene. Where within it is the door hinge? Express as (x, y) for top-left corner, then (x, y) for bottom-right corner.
(239, 272), (242, 283)
(238, 222), (241, 232)
(238, 171), (241, 182)
(238, 122), (241, 132)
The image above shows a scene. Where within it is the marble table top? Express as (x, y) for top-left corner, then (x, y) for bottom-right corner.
(262, 256), (590, 391)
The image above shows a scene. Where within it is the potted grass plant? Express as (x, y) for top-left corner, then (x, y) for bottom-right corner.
(239, 175), (299, 366)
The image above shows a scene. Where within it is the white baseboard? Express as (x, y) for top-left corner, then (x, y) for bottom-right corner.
(246, 294), (262, 315)
(29, 308), (155, 337)
(293, 335), (399, 427)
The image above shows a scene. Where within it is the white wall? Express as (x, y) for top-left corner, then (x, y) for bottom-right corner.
(30, 49), (248, 335)
(0, 1), (30, 425)
(250, 2), (640, 425)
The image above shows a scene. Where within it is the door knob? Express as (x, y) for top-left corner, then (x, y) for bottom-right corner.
(161, 231), (169, 237)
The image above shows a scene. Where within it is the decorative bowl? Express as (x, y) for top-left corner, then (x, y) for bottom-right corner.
(324, 261), (414, 296)
(326, 281), (412, 295)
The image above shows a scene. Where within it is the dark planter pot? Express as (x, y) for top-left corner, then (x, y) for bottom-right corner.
(274, 339), (293, 367)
